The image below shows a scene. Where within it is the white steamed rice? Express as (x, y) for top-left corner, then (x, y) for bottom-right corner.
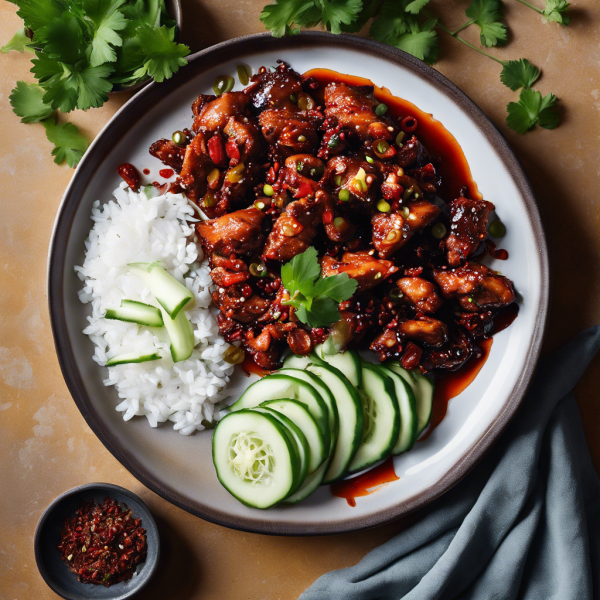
(75, 182), (234, 435)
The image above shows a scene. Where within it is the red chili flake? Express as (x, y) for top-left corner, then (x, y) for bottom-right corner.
(294, 182), (313, 199)
(117, 164), (141, 191)
(323, 209), (333, 225)
(142, 168), (150, 175)
(241, 284), (253, 298)
(57, 497), (147, 588)
(207, 134), (227, 167)
(225, 140), (241, 164)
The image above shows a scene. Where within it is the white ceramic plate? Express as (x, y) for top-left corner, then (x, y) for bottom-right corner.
(48, 32), (548, 535)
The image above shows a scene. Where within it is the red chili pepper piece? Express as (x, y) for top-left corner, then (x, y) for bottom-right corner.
(207, 134), (227, 167)
(323, 209), (333, 225)
(401, 116), (418, 133)
(116, 164), (141, 191)
(225, 140), (241, 164)
(293, 182), (313, 199)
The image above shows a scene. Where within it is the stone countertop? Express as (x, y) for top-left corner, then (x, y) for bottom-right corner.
(1, 1), (599, 598)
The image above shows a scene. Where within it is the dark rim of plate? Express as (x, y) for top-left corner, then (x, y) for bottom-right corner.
(34, 483), (160, 600)
(47, 31), (549, 536)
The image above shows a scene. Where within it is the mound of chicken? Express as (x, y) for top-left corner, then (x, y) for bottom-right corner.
(148, 62), (516, 372)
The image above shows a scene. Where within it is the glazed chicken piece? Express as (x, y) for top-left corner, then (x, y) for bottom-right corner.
(149, 139), (187, 172)
(246, 62), (304, 112)
(196, 207), (265, 257)
(445, 197), (495, 267)
(212, 286), (270, 323)
(396, 277), (444, 314)
(280, 154), (325, 196)
(262, 197), (323, 262)
(396, 135), (431, 169)
(259, 109), (322, 157)
(397, 317), (448, 347)
(321, 193), (357, 243)
(421, 329), (474, 371)
(325, 156), (382, 209)
(433, 263), (515, 312)
(321, 252), (397, 294)
(323, 83), (397, 142)
(192, 92), (252, 133)
(178, 132), (214, 202)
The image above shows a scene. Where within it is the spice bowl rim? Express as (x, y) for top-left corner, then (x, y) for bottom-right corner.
(34, 482), (160, 600)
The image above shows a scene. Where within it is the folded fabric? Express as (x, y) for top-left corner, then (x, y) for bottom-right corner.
(300, 326), (600, 600)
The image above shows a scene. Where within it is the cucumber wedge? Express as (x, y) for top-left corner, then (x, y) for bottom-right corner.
(105, 351), (162, 366)
(283, 353), (312, 370)
(129, 263), (194, 319)
(252, 407), (309, 496)
(376, 365), (418, 454)
(346, 361), (400, 475)
(306, 363), (363, 485)
(105, 299), (164, 327)
(212, 410), (299, 508)
(387, 364), (434, 437)
(229, 374), (330, 459)
(278, 368), (339, 456)
(314, 345), (362, 387)
(160, 306), (195, 363)
(262, 399), (326, 474)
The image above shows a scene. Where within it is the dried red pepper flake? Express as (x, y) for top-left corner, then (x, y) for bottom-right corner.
(57, 497), (147, 587)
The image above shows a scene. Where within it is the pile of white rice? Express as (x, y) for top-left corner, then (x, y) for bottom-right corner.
(76, 182), (234, 435)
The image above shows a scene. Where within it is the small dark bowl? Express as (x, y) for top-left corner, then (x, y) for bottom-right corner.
(34, 483), (160, 600)
(111, 0), (183, 94)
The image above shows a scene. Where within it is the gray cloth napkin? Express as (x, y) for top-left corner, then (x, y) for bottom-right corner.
(300, 326), (600, 600)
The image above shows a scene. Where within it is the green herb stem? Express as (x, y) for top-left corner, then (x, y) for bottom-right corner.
(451, 19), (475, 35)
(514, 0), (544, 14)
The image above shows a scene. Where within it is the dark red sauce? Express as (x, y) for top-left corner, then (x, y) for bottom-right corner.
(142, 168), (150, 175)
(419, 338), (493, 442)
(490, 303), (519, 334)
(116, 163), (141, 191)
(159, 168), (175, 179)
(331, 457), (399, 506)
(485, 239), (509, 260)
(152, 181), (169, 194)
(304, 69), (480, 201)
(58, 497), (147, 587)
(241, 354), (273, 378)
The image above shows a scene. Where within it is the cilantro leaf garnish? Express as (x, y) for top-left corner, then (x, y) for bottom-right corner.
(404, 0), (429, 15)
(320, 0), (363, 34)
(82, 0), (128, 67)
(1, 28), (34, 53)
(42, 115), (89, 167)
(7, 0), (64, 34)
(281, 247), (358, 329)
(340, 0), (382, 33)
(465, 0), (507, 47)
(543, 0), (570, 25)
(393, 18), (439, 64)
(9, 81), (54, 123)
(506, 89), (559, 134)
(500, 58), (540, 91)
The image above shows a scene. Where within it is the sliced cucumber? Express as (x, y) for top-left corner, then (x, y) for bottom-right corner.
(376, 365), (418, 454)
(212, 410), (299, 508)
(314, 345), (362, 387)
(282, 353), (312, 370)
(346, 361), (400, 475)
(105, 299), (164, 327)
(129, 263), (194, 319)
(281, 459), (329, 505)
(387, 364), (434, 437)
(160, 306), (195, 363)
(306, 363), (363, 485)
(278, 368), (339, 456)
(105, 351), (162, 366)
(252, 407), (309, 495)
(229, 374), (330, 459)
(262, 399), (326, 474)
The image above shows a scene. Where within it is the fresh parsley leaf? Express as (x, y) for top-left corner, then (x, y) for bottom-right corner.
(313, 272), (358, 303)
(370, 0), (409, 44)
(35, 16), (87, 64)
(465, 0), (507, 47)
(320, 0), (363, 34)
(543, 0), (570, 25)
(120, 0), (161, 34)
(1, 27), (34, 53)
(7, 0), (65, 33)
(394, 18), (439, 64)
(404, 0), (429, 14)
(260, 0), (319, 37)
(340, 0), (382, 33)
(9, 81), (54, 123)
(131, 25), (189, 83)
(41, 115), (89, 167)
(82, 0), (127, 67)
(500, 58), (540, 91)
(280, 247), (358, 328)
(506, 88), (559, 134)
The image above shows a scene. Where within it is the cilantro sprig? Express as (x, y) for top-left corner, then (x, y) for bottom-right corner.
(281, 247), (358, 328)
(506, 89), (559, 134)
(260, 0), (568, 135)
(3, 0), (190, 167)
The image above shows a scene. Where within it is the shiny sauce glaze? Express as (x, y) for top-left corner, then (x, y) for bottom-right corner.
(159, 168), (175, 179)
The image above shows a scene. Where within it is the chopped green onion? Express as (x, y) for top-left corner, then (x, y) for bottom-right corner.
(333, 174), (342, 187)
(263, 184), (274, 197)
(431, 223), (447, 239)
(375, 103), (388, 116)
(237, 64), (251, 86)
(489, 219), (506, 238)
(249, 261), (267, 277)
(365, 156), (374, 164)
(352, 167), (368, 192)
(213, 75), (235, 96)
(402, 186), (414, 201)
(297, 135), (307, 143)
(289, 94), (298, 104)
(333, 217), (345, 229)
(401, 206), (410, 218)
(389, 287), (404, 302)
(172, 130), (186, 145)
(328, 134), (340, 149)
(376, 140), (389, 155)
(377, 199), (391, 213)
(298, 94), (315, 111)
(255, 201), (266, 210)
(396, 131), (405, 146)
(296, 161), (304, 172)
(339, 188), (350, 202)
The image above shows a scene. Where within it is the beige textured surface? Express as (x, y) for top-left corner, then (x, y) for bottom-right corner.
(1, 1), (599, 598)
